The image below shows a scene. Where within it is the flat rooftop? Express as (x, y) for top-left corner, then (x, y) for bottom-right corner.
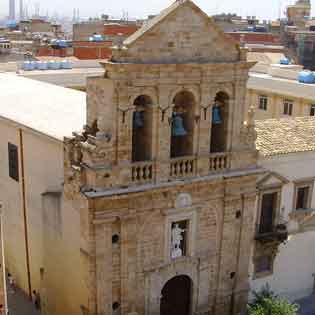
(0, 73), (86, 141)
(248, 70), (315, 100)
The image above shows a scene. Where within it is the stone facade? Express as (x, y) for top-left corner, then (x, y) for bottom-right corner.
(64, 1), (262, 314)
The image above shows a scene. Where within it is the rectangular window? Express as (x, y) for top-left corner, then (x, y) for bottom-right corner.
(296, 185), (311, 210)
(258, 95), (268, 111)
(8, 143), (19, 181)
(255, 255), (272, 275)
(310, 105), (315, 116)
(259, 192), (278, 234)
(283, 100), (293, 116)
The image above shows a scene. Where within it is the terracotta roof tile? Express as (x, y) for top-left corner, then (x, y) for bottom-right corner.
(255, 117), (315, 156)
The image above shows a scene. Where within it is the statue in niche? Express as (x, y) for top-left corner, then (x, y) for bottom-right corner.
(171, 223), (186, 259)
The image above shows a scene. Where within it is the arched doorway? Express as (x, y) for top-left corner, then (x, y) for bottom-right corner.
(160, 275), (192, 315)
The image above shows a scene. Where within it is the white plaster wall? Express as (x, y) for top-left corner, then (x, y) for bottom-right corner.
(259, 152), (315, 220)
(250, 231), (315, 301)
(0, 118), (64, 294)
(250, 151), (315, 301)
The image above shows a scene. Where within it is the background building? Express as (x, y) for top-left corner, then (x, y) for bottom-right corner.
(252, 117), (315, 302)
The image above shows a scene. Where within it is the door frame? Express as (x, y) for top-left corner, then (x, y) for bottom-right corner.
(144, 257), (199, 315)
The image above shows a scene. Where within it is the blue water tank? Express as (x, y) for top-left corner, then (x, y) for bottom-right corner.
(298, 71), (315, 83)
(56, 39), (68, 48)
(29, 61), (36, 70)
(60, 60), (72, 69)
(280, 58), (290, 65)
(93, 34), (103, 42)
(48, 60), (61, 70)
(37, 61), (48, 70)
(22, 61), (32, 71)
(6, 20), (17, 29)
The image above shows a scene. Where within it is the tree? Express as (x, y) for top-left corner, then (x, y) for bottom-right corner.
(248, 285), (299, 315)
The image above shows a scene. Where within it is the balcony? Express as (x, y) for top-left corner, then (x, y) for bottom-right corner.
(170, 156), (196, 179)
(255, 224), (288, 244)
(129, 152), (230, 185)
(209, 152), (229, 173)
(131, 161), (154, 184)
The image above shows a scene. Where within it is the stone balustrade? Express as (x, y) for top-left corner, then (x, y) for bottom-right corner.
(131, 161), (154, 184)
(170, 156), (197, 179)
(209, 153), (230, 173)
(130, 153), (231, 185)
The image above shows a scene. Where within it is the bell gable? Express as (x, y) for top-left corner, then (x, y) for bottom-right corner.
(113, 0), (240, 64)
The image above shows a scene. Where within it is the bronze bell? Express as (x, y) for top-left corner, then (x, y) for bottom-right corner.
(172, 114), (188, 137)
(212, 106), (223, 124)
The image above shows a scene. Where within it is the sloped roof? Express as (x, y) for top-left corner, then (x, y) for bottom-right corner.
(0, 73), (86, 141)
(255, 117), (315, 156)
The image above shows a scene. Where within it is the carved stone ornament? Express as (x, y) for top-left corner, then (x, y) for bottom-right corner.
(240, 106), (257, 150)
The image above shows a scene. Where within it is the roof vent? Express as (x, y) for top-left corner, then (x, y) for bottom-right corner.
(298, 70), (315, 83)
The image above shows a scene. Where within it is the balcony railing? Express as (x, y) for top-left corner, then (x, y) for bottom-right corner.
(209, 152), (229, 172)
(129, 153), (231, 185)
(170, 156), (196, 179)
(131, 161), (154, 184)
(255, 224), (288, 244)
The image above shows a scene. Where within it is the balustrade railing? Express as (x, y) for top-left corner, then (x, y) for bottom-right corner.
(209, 153), (229, 172)
(131, 161), (154, 184)
(170, 156), (196, 179)
(130, 153), (230, 185)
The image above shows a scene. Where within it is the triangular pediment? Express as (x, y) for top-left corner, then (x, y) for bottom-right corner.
(257, 172), (289, 188)
(118, 0), (240, 64)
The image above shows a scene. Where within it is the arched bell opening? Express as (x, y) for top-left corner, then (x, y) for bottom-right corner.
(170, 91), (195, 159)
(132, 95), (153, 162)
(210, 91), (229, 153)
(160, 275), (192, 315)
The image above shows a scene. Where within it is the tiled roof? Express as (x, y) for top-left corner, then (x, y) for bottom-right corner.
(255, 117), (315, 156)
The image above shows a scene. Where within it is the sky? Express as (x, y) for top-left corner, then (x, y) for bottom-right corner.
(0, 0), (312, 21)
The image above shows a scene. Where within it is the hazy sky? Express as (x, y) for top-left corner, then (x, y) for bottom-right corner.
(0, 0), (313, 21)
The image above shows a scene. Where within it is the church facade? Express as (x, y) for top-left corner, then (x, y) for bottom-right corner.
(62, 1), (262, 314)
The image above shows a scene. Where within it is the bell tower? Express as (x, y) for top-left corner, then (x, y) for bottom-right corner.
(63, 1), (261, 315)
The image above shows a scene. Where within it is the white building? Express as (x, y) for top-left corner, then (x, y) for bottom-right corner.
(252, 117), (315, 301)
(0, 73), (85, 297)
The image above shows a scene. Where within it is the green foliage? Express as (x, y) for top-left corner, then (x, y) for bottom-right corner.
(248, 285), (299, 315)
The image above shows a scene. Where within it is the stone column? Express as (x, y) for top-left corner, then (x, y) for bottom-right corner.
(151, 105), (160, 162)
(120, 215), (138, 315)
(95, 219), (115, 315)
(198, 86), (216, 176)
(230, 81), (245, 151)
(214, 189), (242, 315)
